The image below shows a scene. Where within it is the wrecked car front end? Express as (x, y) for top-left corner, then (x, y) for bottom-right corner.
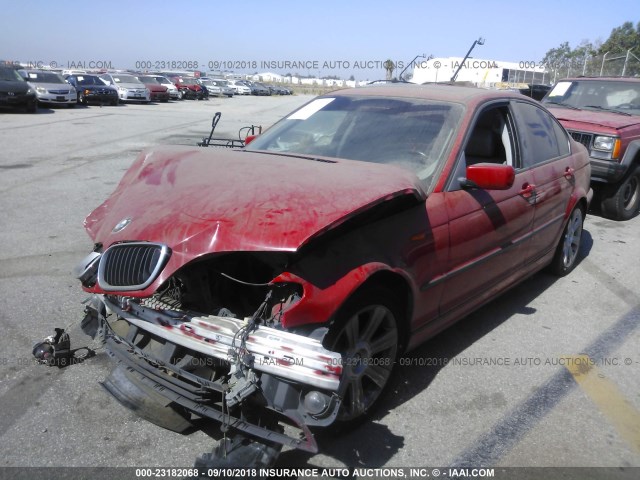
(71, 144), (426, 457)
(80, 284), (342, 453)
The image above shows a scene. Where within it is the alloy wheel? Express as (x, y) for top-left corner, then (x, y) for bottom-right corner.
(330, 303), (398, 422)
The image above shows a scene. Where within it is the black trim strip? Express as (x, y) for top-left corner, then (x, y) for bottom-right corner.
(421, 230), (532, 291)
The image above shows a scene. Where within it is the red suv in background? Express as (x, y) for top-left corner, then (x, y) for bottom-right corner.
(543, 77), (640, 220)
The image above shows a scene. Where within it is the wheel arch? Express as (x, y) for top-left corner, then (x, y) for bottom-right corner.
(334, 269), (414, 353)
(620, 139), (640, 170)
(277, 265), (415, 352)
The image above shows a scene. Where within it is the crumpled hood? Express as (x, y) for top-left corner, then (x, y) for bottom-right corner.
(85, 146), (426, 257)
(546, 106), (640, 130)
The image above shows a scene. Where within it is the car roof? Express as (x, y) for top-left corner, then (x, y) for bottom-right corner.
(332, 83), (525, 104)
(559, 76), (640, 83)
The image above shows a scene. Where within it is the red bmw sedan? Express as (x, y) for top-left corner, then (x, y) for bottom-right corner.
(70, 83), (592, 462)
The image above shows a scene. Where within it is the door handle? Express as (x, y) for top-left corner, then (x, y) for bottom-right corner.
(520, 183), (536, 198)
(564, 167), (575, 179)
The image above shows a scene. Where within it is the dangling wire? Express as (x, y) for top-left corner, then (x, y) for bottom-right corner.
(230, 290), (272, 368)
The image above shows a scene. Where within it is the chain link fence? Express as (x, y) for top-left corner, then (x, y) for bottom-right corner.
(546, 51), (640, 83)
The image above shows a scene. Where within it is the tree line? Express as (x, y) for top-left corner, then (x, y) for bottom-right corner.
(542, 21), (640, 78)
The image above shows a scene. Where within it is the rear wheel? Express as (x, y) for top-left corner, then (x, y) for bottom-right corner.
(600, 166), (640, 221)
(325, 288), (400, 425)
(548, 206), (584, 276)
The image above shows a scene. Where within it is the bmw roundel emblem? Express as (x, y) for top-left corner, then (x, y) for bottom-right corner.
(112, 217), (132, 233)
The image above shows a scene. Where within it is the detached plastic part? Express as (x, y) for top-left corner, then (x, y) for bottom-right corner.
(101, 366), (193, 433)
(80, 306), (100, 339)
(194, 434), (282, 474)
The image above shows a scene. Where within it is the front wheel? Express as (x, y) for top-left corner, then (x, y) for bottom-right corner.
(548, 206), (584, 276)
(600, 166), (640, 221)
(324, 288), (400, 425)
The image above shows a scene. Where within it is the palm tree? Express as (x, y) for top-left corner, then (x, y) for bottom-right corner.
(383, 59), (395, 80)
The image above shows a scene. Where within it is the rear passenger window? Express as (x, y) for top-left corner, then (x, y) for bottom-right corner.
(512, 102), (566, 168)
(552, 119), (570, 157)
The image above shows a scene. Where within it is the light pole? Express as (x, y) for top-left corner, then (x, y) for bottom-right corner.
(451, 37), (485, 82)
(398, 54), (428, 82)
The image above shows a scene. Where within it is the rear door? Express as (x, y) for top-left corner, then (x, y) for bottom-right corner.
(511, 101), (575, 262)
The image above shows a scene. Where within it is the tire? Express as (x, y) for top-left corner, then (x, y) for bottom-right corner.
(26, 101), (37, 113)
(324, 287), (400, 426)
(600, 166), (640, 221)
(548, 206), (584, 276)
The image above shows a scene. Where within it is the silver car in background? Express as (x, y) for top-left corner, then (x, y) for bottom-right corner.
(99, 73), (150, 103)
(19, 70), (76, 107)
(198, 78), (223, 97)
(201, 77), (234, 97)
(227, 79), (251, 95)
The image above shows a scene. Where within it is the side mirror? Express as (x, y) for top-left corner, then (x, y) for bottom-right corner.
(244, 135), (258, 146)
(463, 163), (515, 190)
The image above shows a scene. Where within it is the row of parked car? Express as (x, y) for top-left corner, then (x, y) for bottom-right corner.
(0, 65), (292, 111)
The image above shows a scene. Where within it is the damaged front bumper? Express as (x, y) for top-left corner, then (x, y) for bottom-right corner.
(84, 294), (343, 453)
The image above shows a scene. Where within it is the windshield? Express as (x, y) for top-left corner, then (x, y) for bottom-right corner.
(180, 78), (198, 85)
(75, 75), (107, 86)
(139, 76), (160, 84)
(112, 75), (142, 84)
(25, 72), (65, 83)
(23, 71), (66, 83)
(0, 67), (24, 82)
(543, 80), (640, 115)
(246, 95), (463, 188)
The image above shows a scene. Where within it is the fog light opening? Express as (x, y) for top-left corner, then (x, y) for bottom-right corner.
(304, 391), (330, 416)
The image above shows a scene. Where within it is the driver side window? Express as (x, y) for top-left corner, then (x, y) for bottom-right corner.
(448, 105), (516, 191)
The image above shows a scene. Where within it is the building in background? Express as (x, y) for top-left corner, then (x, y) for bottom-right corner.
(411, 57), (549, 88)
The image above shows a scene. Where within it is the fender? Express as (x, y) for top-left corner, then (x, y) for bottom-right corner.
(620, 139), (640, 170)
(274, 263), (413, 329)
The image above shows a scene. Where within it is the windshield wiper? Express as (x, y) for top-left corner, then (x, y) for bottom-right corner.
(544, 101), (581, 110)
(583, 105), (631, 116)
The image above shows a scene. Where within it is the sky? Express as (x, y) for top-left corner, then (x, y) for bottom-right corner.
(1, 0), (637, 80)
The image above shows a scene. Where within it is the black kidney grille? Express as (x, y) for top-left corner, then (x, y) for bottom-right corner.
(569, 131), (592, 150)
(98, 243), (170, 291)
